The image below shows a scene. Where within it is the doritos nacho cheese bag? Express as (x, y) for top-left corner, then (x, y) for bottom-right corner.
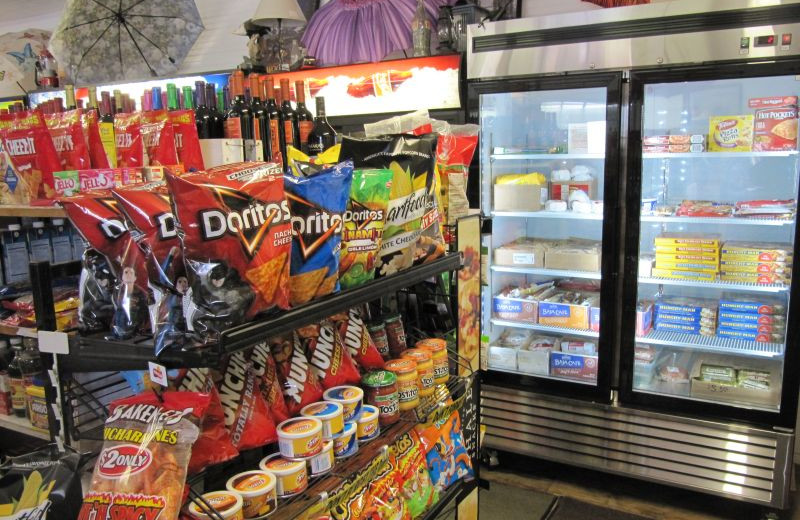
(284, 160), (352, 305)
(0, 110), (60, 200)
(79, 391), (209, 520)
(166, 162), (291, 345)
(45, 109), (91, 171)
(114, 112), (143, 168)
(142, 110), (179, 166)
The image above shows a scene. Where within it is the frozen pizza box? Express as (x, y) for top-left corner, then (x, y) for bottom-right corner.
(654, 253), (719, 265)
(653, 312), (715, 327)
(654, 245), (720, 257)
(494, 238), (548, 268)
(654, 320), (715, 336)
(749, 96), (798, 152)
(550, 352), (598, 381)
(719, 271), (790, 285)
(493, 296), (538, 323)
(717, 320), (785, 334)
(716, 327), (784, 343)
(708, 115), (754, 152)
(719, 260), (791, 274)
(654, 259), (719, 273)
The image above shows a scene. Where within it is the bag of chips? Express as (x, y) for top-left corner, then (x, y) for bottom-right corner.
(81, 109), (111, 169)
(304, 319), (362, 389)
(336, 307), (385, 370)
(339, 168), (393, 290)
(216, 350), (278, 451)
(0, 136), (35, 204)
(79, 391), (209, 520)
(115, 112), (144, 168)
(284, 160), (353, 305)
(339, 135), (443, 276)
(0, 110), (61, 199)
(388, 430), (439, 518)
(166, 163), (291, 344)
(176, 367), (239, 474)
(168, 109), (204, 171)
(416, 411), (473, 492)
(141, 110), (179, 167)
(436, 125), (479, 229)
(45, 109), (91, 171)
(271, 331), (324, 416)
(249, 339), (291, 424)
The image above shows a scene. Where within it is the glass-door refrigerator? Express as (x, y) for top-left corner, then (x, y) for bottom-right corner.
(620, 60), (800, 428)
(471, 72), (622, 400)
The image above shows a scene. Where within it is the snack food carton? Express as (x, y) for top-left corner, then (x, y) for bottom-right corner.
(545, 240), (601, 272)
(488, 345), (517, 371)
(493, 184), (546, 212)
(550, 352), (597, 381)
(720, 241), (792, 263)
(750, 96), (798, 152)
(654, 233), (720, 248)
(538, 301), (590, 329)
(718, 295), (785, 315)
(493, 297), (538, 323)
(717, 310), (785, 325)
(550, 178), (597, 202)
(636, 302), (653, 336)
(494, 238), (547, 268)
(708, 115), (754, 152)
(719, 271), (790, 285)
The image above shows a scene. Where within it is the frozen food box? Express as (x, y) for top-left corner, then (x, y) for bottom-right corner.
(488, 345), (517, 371)
(545, 240), (602, 272)
(718, 295), (786, 315)
(719, 260), (790, 274)
(720, 241), (792, 263)
(717, 310), (785, 325)
(636, 301), (653, 336)
(708, 115), (754, 152)
(493, 297), (538, 323)
(494, 238), (548, 268)
(538, 294), (594, 329)
(560, 340), (597, 355)
(750, 96), (798, 152)
(494, 184), (546, 212)
(716, 327), (784, 343)
(651, 267), (717, 282)
(716, 320), (785, 334)
(654, 312), (716, 327)
(518, 345), (550, 375)
(550, 352), (598, 381)
(654, 298), (717, 318)
(654, 245), (720, 257)
(590, 306), (600, 332)
(719, 271), (790, 285)
(654, 253), (719, 265)
(654, 260), (719, 273)
(550, 178), (597, 202)
(654, 320), (715, 336)
(643, 135), (669, 146)
(654, 233), (721, 248)
(690, 354), (780, 407)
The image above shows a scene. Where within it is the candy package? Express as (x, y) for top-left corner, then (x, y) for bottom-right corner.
(388, 430), (439, 518)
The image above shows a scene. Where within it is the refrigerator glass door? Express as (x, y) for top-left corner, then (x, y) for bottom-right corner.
(633, 75), (798, 412)
(483, 87), (607, 386)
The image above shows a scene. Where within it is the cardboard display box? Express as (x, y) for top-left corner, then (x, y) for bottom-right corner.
(494, 184), (547, 211)
(488, 345), (517, 371)
(494, 240), (547, 268)
(518, 349), (550, 375)
(550, 352), (598, 381)
(538, 301), (590, 329)
(493, 297), (538, 323)
(545, 242), (601, 272)
(550, 178), (597, 202)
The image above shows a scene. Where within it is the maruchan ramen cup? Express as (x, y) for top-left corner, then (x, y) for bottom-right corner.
(188, 490), (244, 520)
(356, 404), (380, 443)
(301, 401), (345, 439)
(323, 385), (364, 422)
(309, 439), (335, 477)
(259, 454), (308, 498)
(277, 417), (323, 459)
(332, 421), (358, 459)
(226, 470), (277, 519)
(416, 338), (449, 384)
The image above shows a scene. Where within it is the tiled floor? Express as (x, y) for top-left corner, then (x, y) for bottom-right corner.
(481, 457), (799, 520)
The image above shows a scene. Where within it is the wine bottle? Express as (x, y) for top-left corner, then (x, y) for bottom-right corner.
(307, 97), (336, 155)
(264, 77), (281, 163)
(182, 86), (194, 110)
(249, 73), (264, 143)
(295, 80), (313, 154)
(278, 78), (299, 163)
(207, 83), (225, 138)
(194, 81), (211, 139)
(166, 84), (179, 111)
(225, 71), (253, 139)
(64, 85), (76, 110)
(87, 86), (99, 114)
(113, 90), (123, 114)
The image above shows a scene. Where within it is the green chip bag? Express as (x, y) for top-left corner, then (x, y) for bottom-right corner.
(340, 168), (392, 290)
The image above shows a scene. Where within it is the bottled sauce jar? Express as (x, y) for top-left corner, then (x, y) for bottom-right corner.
(403, 348), (435, 398)
(384, 358), (419, 411)
(383, 314), (407, 357)
(362, 370), (400, 426)
(367, 321), (391, 360)
(7, 343), (25, 417)
(416, 338), (449, 384)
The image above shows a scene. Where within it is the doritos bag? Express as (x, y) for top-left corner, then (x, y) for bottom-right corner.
(0, 110), (61, 199)
(142, 110), (179, 166)
(0, 444), (84, 519)
(216, 350), (278, 451)
(45, 109), (91, 171)
(166, 163), (291, 344)
(284, 160), (353, 306)
(304, 319), (361, 389)
(114, 112), (143, 167)
(82, 109), (111, 169)
(272, 331), (324, 416)
(250, 339), (291, 424)
(336, 307), (385, 370)
(168, 109), (204, 171)
(339, 135), (444, 275)
(176, 367), (238, 474)
(416, 411), (473, 492)
(61, 192), (151, 338)
(112, 183), (187, 353)
(79, 391), (209, 520)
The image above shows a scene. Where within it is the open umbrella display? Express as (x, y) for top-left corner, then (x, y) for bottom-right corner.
(49, 0), (204, 85)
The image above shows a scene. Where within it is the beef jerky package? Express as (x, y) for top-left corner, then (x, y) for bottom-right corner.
(176, 367), (239, 474)
(45, 109), (91, 171)
(250, 339), (291, 424)
(168, 109), (204, 171)
(82, 109), (111, 169)
(114, 112), (144, 167)
(80, 391), (209, 520)
(142, 110), (179, 166)
(61, 192), (152, 338)
(271, 331), (324, 416)
(0, 110), (61, 200)
(336, 306), (385, 370)
(305, 319), (362, 389)
(112, 182), (187, 353)
(166, 163), (291, 345)
(215, 350), (278, 451)
(284, 160), (353, 305)
(0, 444), (84, 519)
(339, 134), (444, 276)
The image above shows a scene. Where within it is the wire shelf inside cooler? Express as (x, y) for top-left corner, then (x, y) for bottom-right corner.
(640, 215), (795, 226)
(490, 319), (599, 338)
(636, 329), (784, 358)
(638, 276), (789, 293)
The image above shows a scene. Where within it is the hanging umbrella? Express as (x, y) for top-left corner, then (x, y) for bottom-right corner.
(48, 0), (204, 85)
(302, 0), (452, 66)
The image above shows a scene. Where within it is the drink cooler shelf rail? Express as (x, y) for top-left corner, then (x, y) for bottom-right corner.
(638, 276), (788, 293)
(490, 319), (599, 339)
(636, 329), (783, 358)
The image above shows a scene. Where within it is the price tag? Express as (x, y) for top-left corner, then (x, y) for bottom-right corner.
(37, 330), (69, 354)
(148, 362), (169, 387)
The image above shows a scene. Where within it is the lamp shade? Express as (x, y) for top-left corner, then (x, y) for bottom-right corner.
(251, 0), (307, 28)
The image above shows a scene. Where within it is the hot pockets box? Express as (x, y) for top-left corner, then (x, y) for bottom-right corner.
(493, 297), (538, 323)
(550, 352), (598, 381)
(538, 302), (589, 329)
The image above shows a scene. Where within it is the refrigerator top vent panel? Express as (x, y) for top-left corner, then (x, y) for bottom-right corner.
(467, 0), (800, 79)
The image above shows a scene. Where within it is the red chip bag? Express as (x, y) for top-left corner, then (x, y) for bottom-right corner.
(81, 109), (111, 168)
(272, 331), (324, 416)
(337, 307), (385, 370)
(250, 340), (291, 424)
(45, 109), (91, 171)
(115, 112), (143, 167)
(306, 320), (362, 389)
(216, 350), (278, 450)
(0, 110), (61, 199)
(142, 110), (179, 166)
(177, 367), (238, 474)
(169, 109), (204, 171)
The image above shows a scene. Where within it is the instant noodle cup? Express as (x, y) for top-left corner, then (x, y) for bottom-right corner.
(301, 401), (344, 439)
(187, 490), (244, 520)
(226, 470), (277, 519)
(259, 453), (308, 497)
(309, 439), (335, 477)
(277, 417), (323, 459)
(323, 385), (363, 422)
(356, 404), (380, 443)
(332, 421), (358, 459)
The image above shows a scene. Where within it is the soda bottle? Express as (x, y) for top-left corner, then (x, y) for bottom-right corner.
(7, 342), (26, 417)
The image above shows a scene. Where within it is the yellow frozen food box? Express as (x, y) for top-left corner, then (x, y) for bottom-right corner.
(708, 115), (754, 152)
